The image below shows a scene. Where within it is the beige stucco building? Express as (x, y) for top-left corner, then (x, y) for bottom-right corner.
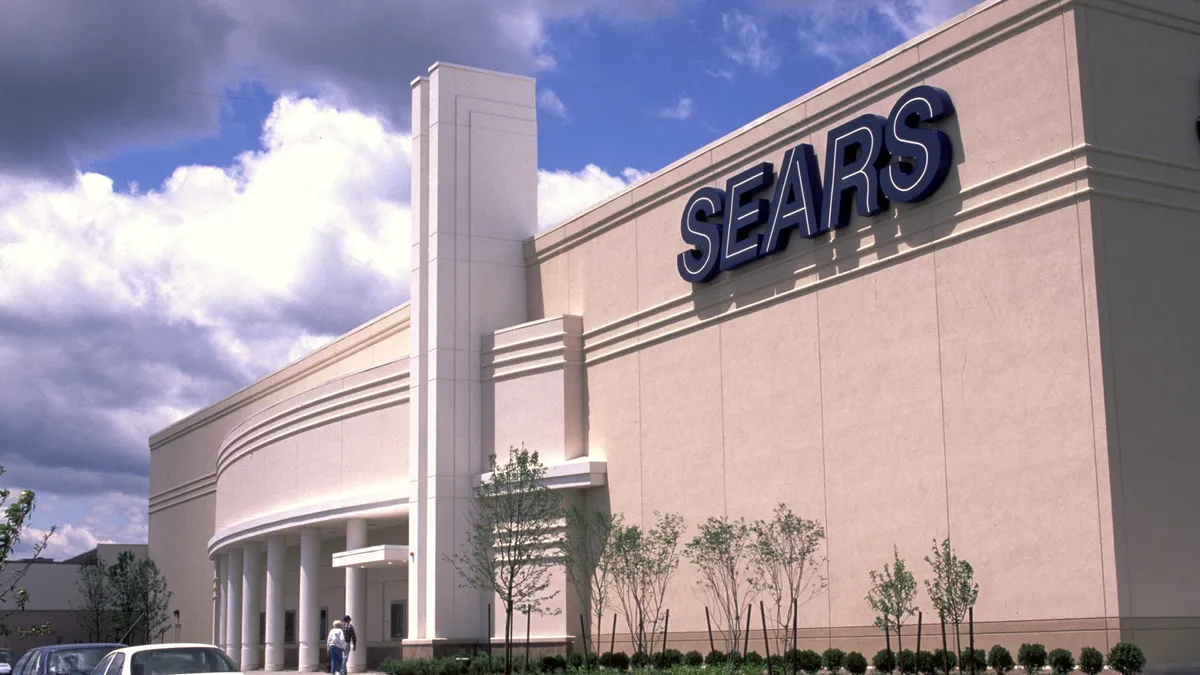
(146, 0), (1200, 671)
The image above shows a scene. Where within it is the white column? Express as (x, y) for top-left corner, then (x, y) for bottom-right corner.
(265, 536), (286, 671)
(216, 556), (227, 652)
(345, 520), (368, 673)
(225, 548), (244, 665)
(298, 529), (321, 672)
(407, 63), (538, 647)
(241, 543), (263, 670)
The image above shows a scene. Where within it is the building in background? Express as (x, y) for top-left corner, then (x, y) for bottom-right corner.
(0, 544), (150, 655)
(147, 0), (1200, 671)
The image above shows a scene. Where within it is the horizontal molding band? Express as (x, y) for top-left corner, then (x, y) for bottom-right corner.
(207, 492), (411, 557)
(216, 389), (410, 479)
(152, 307), (410, 449)
(217, 367), (410, 469)
(149, 474), (218, 513)
(584, 172), (1090, 366)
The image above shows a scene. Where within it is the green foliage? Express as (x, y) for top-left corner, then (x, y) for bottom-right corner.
(988, 645), (1015, 674)
(872, 648), (896, 673)
(1047, 649), (1075, 675)
(563, 507), (621, 654)
(744, 651), (764, 666)
(796, 649), (823, 675)
(898, 649), (917, 674)
(445, 446), (565, 670)
(0, 472), (55, 639)
(433, 658), (461, 675)
(77, 550), (172, 645)
(683, 651), (703, 667)
(1078, 647), (1105, 675)
(866, 547), (918, 636)
(568, 652), (585, 669)
(684, 516), (756, 654)
(607, 652), (630, 670)
(845, 652), (869, 675)
(609, 512), (684, 655)
(923, 539), (978, 657)
(822, 647), (846, 673)
(959, 648), (986, 674)
(916, 651), (937, 675)
(630, 651), (650, 669)
(1018, 644), (1047, 674)
(750, 504), (827, 654)
(1106, 643), (1146, 675)
(932, 649), (957, 675)
(703, 650), (725, 667)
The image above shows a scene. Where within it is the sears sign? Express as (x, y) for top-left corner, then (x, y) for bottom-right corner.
(676, 85), (956, 284)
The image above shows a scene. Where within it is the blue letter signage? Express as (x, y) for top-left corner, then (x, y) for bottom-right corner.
(676, 85), (955, 284)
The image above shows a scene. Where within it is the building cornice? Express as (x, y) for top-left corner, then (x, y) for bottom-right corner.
(149, 302), (411, 450)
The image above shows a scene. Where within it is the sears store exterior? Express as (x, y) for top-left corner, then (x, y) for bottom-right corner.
(147, 0), (1200, 671)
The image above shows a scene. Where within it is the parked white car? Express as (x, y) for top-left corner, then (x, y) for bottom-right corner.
(89, 645), (240, 675)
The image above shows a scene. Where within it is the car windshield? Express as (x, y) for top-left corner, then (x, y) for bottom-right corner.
(0, 651), (15, 665)
(47, 649), (116, 675)
(129, 648), (237, 675)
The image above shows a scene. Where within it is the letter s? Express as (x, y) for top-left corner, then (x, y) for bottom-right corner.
(881, 85), (955, 203)
(677, 187), (726, 284)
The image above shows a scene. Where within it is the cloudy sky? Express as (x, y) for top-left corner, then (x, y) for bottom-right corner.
(0, 0), (981, 560)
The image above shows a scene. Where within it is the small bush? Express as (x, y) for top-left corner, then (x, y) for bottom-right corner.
(509, 657), (529, 673)
(898, 649), (918, 674)
(917, 651), (937, 675)
(1107, 643), (1146, 675)
(797, 649), (823, 675)
(608, 652), (630, 671)
(542, 655), (561, 672)
(932, 649), (956, 675)
(380, 659), (404, 675)
(727, 651), (742, 667)
(1048, 649), (1075, 675)
(630, 651), (650, 669)
(663, 649), (684, 667)
(845, 652), (869, 675)
(396, 660), (434, 675)
(569, 652), (586, 669)
(960, 648), (986, 674)
(873, 649), (896, 673)
(1078, 647), (1104, 675)
(823, 647), (847, 674)
(437, 659), (464, 675)
(704, 650), (726, 667)
(745, 651), (764, 666)
(1018, 644), (1047, 675)
(988, 646), (1015, 675)
(684, 651), (704, 667)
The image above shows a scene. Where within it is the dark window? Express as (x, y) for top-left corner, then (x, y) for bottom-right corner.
(319, 608), (328, 643)
(105, 654), (124, 675)
(259, 613), (266, 645)
(390, 601), (406, 639)
(129, 647), (236, 675)
(88, 655), (113, 675)
(46, 648), (114, 675)
(284, 610), (296, 644)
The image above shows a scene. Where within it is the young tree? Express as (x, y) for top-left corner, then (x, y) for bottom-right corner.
(923, 538), (978, 658)
(562, 506), (621, 653)
(865, 547), (918, 659)
(75, 556), (113, 641)
(609, 512), (684, 655)
(445, 447), (565, 673)
(105, 551), (173, 645)
(750, 504), (827, 654)
(684, 516), (756, 653)
(0, 470), (56, 639)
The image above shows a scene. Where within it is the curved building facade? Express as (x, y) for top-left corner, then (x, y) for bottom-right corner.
(148, 0), (1200, 671)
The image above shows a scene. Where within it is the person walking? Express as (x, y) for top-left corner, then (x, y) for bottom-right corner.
(340, 615), (358, 675)
(327, 619), (347, 675)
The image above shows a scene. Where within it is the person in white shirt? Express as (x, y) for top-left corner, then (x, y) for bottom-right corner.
(327, 619), (348, 674)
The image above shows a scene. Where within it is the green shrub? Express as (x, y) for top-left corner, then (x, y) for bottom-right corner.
(932, 649), (956, 675)
(569, 652), (586, 670)
(509, 656), (529, 673)
(873, 649), (896, 673)
(959, 648), (986, 674)
(608, 652), (630, 671)
(823, 648), (847, 674)
(664, 649), (684, 667)
(1106, 643), (1146, 675)
(704, 650), (725, 667)
(916, 651), (937, 675)
(1078, 647), (1104, 675)
(1018, 644), (1047, 675)
(745, 651), (764, 666)
(1048, 649), (1075, 675)
(726, 651), (742, 667)
(767, 654), (785, 671)
(395, 660), (434, 675)
(540, 654), (560, 672)
(630, 652), (650, 669)
(684, 651), (704, 667)
(797, 649), (823, 675)
(988, 646), (1015, 675)
(380, 659), (404, 675)
(845, 651), (869, 675)
(898, 649), (918, 674)
(466, 654), (500, 675)
(436, 658), (463, 675)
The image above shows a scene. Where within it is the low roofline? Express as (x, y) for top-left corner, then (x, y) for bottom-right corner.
(149, 301), (411, 449)
(527, 0), (1007, 244)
